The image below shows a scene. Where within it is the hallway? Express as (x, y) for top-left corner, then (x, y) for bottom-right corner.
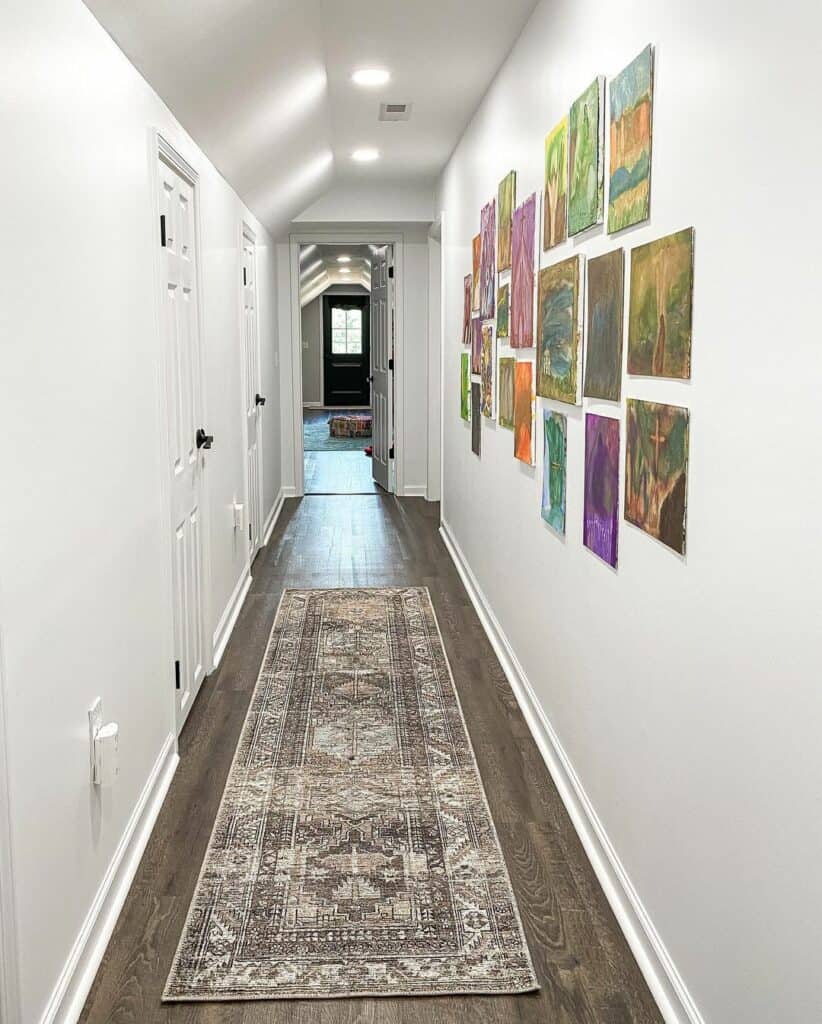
(80, 495), (661, 1023)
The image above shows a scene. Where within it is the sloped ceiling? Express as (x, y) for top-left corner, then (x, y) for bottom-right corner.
(84, 0), (540, 237)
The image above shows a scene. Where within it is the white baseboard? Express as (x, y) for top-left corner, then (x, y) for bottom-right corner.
(211, 568), (252, 671)
(439, 519), (704, 1024)
(40, 733), (179, 1024)
(400, 484), (427, 498)
(262, 489), (285, 547)
(282, 485), (298, 499)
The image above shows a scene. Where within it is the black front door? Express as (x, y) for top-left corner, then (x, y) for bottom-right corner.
(323, 295), (370, 406)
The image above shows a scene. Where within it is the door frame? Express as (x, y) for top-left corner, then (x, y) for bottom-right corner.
(321, 293), (370, 407)
(239, 220), (264, 561)
(288, 232), (405, 497)
(149, 130), (214, 733)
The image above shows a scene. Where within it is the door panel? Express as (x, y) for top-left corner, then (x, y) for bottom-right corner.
(242, 230), (262, 556)
(323, 296), (370, 406)
(370, 248), (393, 492)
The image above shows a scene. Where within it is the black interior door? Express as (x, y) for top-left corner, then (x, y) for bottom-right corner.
(323, 295), (370, 407)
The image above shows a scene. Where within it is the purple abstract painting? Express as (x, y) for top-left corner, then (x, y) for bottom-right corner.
(583, 414), (620, 567)
(471, 317), (482, 375)
(480, 199), (496, 319)
(511, 193), (536, 348)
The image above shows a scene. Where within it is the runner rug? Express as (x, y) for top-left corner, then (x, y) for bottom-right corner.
(164, 587), (537, 1001)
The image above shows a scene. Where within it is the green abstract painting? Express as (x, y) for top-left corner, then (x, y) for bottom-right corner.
(460, 352), (470, 421)
(541, 409), (567, 535)
(543, 117), (568, 250)
(498, 356), (515, 429)
(536, 255), (583, 405)
(497, 283), (510, 338)
(568, 77), (604, 235)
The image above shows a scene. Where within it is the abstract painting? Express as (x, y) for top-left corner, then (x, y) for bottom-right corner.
(513, 361), (534, 465)
(541, 410), (567, 535)
(497, 283), (510, 338)
(462, 274), (472, 345)
(480, 322), (496, 418)
(471, 382), (481, 456)
(472, 234), (481, 311)
(624, 399), (689, 554)
(511, 193), (536, 348)
(583, 248), (624, 401)
(609, 45), (654, 232)
(498, 170), (516, 271)
(471, 317), (482, 375)
(480, 200), (496, 319)
(498, 356), (515, 429)
(536, 254), (583, 404)
(460, 352), (470, 421)
(543, 117), (568, 250)
(568, 77), (604, 235)
(628, 228), (694, 379)
(583, 414), (620, 567)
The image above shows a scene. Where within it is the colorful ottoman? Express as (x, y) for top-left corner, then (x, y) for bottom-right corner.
(329, 413), (372, 438)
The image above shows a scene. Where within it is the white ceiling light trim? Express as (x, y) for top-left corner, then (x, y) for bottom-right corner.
(351, 68), (390, 87)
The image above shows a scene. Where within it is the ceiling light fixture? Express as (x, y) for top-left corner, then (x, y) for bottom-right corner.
(351, 148), (380, 163)
(337, 255), (351, 263)
(339, 267), (351, 274)
(351, 68), (390, 87)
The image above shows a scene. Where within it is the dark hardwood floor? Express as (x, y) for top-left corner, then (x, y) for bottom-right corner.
(80, 495), (663, 1024)
(304, 451), (379, 494)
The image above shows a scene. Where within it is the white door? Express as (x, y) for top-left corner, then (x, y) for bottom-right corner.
(241, 228), (263, 557)
(370, 245), (393, 492)
(158, 154), (207, 732)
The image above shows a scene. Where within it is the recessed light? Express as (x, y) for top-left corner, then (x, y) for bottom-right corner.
(339, 267), (351, 274)
(351, 68), (390, 87)
(351, 148), (380, 163)
(337, 255), (351, 263)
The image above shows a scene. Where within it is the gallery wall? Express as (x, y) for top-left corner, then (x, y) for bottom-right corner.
(437, 1), (820, 1022)
(0, 1), (283, 1020)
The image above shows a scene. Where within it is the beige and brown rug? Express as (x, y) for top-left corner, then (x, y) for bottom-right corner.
(164, 587), (537, 1001)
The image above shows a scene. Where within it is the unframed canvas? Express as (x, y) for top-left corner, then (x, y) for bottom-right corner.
(583, 413), (620, 567)
(472, 235), (481, 311)
(513, 361), (535, 464)
(480, 322), (496, 418)
(497, 171), (516, 271)
(536, 254), (583, 405)
(472, 317), (482, 375)
(480, 200), (496, 319)
(471, 381), (482, 456)
(543, 117), (568, 250)
(568, 77), (605, 236)
(583, 248), (625, 401)
(460, 352), (470, 421)
(462, 274), (472, 345)
(497, 283), (510, 339)
(498, 356), (515, 429)
(541, 409), (567, 534)
(609, 44), (654, 232)
(511, 193), (536, 348)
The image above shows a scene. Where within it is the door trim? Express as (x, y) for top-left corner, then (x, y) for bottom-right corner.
(288, 232), (405, 497)
(321, 294), (370, 407)
(239, 220), (263, 562)
(0, 617), (20, 1024)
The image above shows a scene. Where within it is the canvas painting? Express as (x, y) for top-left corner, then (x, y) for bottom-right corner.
(460, 352), (470, 421)
(541, 410), (567, 535)
(498, 356), (515, 429)
(471, 382), (482, 456)
(480, 200), (496, 319)
(609, 45), (654, 232)
(472, 234), (481, 311)
(462, 274), (472, 345)
(624, 399), (689, 554)
(471, 317), (482, 375)
(583, 248), (625, 401)
(583, 414), (620, 567)
(480, 322), (496, 418)
(536, 254), (583, 404)
(511, 193), (536, 348)
(497, 283), (510, 338)
(498, 170), (516, 271)
(543, 117), (568, 250)
(568, 77), (605, 235)
(513, 360), (535, 465)
(628, 228), (694, 379)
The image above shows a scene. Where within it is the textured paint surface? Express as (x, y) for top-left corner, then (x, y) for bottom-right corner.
(497, 283), (510, 338)
(463, 274), (472, 345)
(583, 414), (620, 567)
(513, 361), (534, 464)
(625, 399), (689, 554)
(583, 248), (625, 400)
(609, 45), (653, 232)
(471, 381), (482, 456)
(628, 228), (694, 378)
(460, 352), (470, 421)
(497, 170), (516, 271)
(472, 317), (482, 375)
(498, 356), (515, 429)
(480, 322), (495, 418)
(541, 410), (567, 534)
(543, 118), (568, 249)
(511, 193), (536, 348)
(480, 199), (496, 319)
(472, 234), (481, 310)
(536, 255), (582, 404)
(568, 78), (604, 235)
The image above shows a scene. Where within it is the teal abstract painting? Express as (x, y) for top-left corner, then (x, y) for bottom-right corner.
(541, 410), (567, 535)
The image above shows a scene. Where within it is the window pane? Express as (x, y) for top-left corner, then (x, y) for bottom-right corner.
(346, 328), (362, 354)
(331, 307), (345, 329)
(346, 308), (361, 330)
(332, 329), (347, 353)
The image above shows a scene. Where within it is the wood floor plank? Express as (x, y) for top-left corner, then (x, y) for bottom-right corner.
(80, 495), (663, 1024)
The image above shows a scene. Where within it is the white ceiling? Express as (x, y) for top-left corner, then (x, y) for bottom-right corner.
(84, 0), (539, 236)
(299, 243), (376, 306)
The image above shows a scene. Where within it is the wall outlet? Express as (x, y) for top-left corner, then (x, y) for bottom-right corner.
(88, 698), (102, 782)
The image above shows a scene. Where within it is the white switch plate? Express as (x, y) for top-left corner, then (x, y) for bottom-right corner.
(88, 697), (102, 782)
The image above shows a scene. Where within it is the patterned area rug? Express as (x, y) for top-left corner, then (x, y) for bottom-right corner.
(164, 587), (537, 1002)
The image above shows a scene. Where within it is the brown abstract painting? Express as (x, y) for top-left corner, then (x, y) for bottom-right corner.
(498, 170), (516, 271)
(513, 361), (534, 465)
(583, 248), (624, 401)
(624, 399), (690, 554)
(498, 356), (515, 429)
(536, 255), (583, 405)
(471, 317), (482, 375)
(471, 381), (482, 456)
(462, 274), (472, 345)
(609, 44), (653, 232)
(472, 234), (481, 311)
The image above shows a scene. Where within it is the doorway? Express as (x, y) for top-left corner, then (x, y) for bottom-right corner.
(241, 224), (264, 558)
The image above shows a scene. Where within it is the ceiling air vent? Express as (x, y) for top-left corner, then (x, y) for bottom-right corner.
(379, 102), (412, 122)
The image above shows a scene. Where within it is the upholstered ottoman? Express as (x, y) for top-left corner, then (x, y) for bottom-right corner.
(328, 413), (372, 438)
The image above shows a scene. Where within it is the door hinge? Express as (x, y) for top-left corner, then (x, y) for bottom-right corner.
(389, 445), (395, 459)
(388, 265), (394, 279)
(174, 659), (181, 690)
(248, 522), (252, 542)
(243, 266), (247, 286)
(160, 214), (167, 248)
(388, 357), (394, 371)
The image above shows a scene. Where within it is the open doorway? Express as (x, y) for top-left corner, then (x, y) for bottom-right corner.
(299, 242), (393, 495)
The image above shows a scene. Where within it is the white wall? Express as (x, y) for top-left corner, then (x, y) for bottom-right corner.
(295, 182), (434, 224)
(301, 297), (322, 405)
(437, 2), (820, 1023)
(0, 1), (282, 1020)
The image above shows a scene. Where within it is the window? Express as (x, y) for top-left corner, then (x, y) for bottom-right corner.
(331, 306), (362, 354)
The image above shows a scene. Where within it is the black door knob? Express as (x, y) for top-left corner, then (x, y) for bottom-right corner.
(196, 428), (213, 450)
(367, 375), (374, 383)
(255, 393), (266, 406)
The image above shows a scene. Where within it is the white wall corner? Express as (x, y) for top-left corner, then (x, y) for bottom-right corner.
(262, 489), (286, 547)
(212, 568), (253, 671)
(439, 519), (705, 1024)
(0, 631), (21, 1024)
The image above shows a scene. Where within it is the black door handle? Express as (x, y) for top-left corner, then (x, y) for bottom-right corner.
(367, 375), (374, 383)
(255, 393), (266, 406)
(196, 428), (213, 450)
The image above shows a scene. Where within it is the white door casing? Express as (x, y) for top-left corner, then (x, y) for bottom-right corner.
(158, 152), (207, 732)
(370, 245), (393, 492)
(241, 226), (263, 557)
